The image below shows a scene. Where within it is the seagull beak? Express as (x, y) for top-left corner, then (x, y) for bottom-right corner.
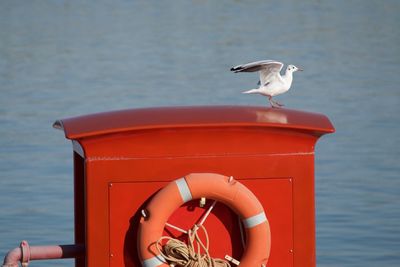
(297, 67), (304, 71)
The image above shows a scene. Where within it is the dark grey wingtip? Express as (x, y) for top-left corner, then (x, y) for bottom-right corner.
(230, 67), (242, 73)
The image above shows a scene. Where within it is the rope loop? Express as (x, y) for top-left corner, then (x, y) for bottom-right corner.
(156, 224), (231, 267)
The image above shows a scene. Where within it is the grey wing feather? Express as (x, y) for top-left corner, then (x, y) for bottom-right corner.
(231, 60), (283, 73)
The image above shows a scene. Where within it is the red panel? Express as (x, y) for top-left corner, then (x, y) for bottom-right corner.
(109, 178), (293, 267)
(85, 154), (314, 267)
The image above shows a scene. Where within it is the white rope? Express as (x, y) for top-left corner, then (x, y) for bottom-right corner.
(156, 224), (231, 267)
(197, 200), (217, 227)
(166, 222), (188, 235)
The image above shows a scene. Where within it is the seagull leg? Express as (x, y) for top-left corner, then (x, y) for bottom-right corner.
(268, 96), (284, 108)
(267, 95), (274, 107)
(272, 98), (284, 108)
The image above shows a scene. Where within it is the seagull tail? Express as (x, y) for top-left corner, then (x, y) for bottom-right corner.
(242, 89), (260, 94)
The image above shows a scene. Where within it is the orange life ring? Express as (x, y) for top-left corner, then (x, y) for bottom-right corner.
(137, 173), (271, 267)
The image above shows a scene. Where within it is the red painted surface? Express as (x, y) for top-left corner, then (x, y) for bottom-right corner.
(56, 106), (334, 267)
(55, 106), (334, 139)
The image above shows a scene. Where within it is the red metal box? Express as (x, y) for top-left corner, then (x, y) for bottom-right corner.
(55, 106), (334, 267)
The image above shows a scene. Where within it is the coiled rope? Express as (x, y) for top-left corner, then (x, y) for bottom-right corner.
(156, 224), (231, 267)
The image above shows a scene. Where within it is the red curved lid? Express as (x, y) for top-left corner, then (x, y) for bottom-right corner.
(54, 106), (335, 140)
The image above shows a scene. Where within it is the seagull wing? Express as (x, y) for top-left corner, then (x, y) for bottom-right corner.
(231, 60), (283, 72)
(259, 61), (284, 85)
(231, 60), (284, 85)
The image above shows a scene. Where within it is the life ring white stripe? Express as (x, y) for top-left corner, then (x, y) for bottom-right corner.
(175, 177), (193, 202)
(243, 212), (267, 228)
(142, 254), (166, 267)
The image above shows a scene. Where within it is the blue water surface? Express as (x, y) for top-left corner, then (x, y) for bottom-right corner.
(1, 1), (399, 266)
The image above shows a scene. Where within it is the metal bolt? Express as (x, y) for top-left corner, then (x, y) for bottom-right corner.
(200, 197), (206, 207)
(141, 209), (148, 218)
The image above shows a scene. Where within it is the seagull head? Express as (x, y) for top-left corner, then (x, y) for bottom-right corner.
(286, 64), (303, 73)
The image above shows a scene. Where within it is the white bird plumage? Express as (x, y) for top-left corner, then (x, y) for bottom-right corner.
(231, 60), (303, 107)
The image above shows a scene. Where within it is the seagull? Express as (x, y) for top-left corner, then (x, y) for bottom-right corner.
(231, 60), (303, 108)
